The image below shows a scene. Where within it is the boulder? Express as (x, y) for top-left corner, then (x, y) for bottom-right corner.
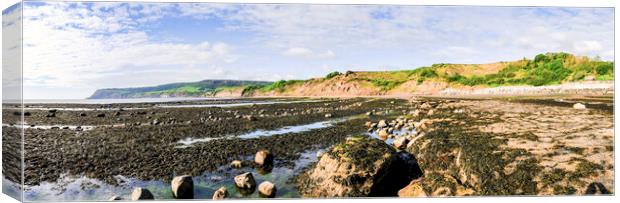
(234, 172), (257, 190)
(298, 136), (423, 197)
(108, 195), (122, 201)
(377, 120), (388, 128)
(230, 160), (243, 168)
(131, 187), (154, 200)
(398, 178), (427, 197)
(573, 103), (587, 110)
(244, 115), (257, 121)
(377, 129), (389, 140)
(258, 181), (277, 198)
(393, 137), (409, 150)
(427, 109), (434, 116)
(254, 150), (274, 166)
(325, 113), (333, 118)
(171, 175), (194, 199)
(212, 187), (229, 200)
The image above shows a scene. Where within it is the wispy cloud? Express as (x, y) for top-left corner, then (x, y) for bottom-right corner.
(11, 2), (614, 99)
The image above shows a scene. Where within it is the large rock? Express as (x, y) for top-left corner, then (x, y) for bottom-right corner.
(258, 181), (277, 198)
(298, 136), (423, 197)
(398, 178), (427, 197)
(573, 103), (587, 110)
(393, 137), (409, 150)
(171, 175), (194, 199)
(377, 120), (388, 128)
(212, 187), (229, 200)
(230, 160), (243, 168)
(254, 150), (274, 166)
(131, 187), (154, 200)
(377, 129), (389, 140)
(234, 172), (257, 191)
(108, 195), (122, 201)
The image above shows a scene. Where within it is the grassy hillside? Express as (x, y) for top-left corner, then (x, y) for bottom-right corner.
(241, 52), (613, 96)
(88, 80), (271, 99)
(89, 52), (613, 98)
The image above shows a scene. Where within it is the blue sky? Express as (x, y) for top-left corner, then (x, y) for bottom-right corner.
(3, 1), (614, 99)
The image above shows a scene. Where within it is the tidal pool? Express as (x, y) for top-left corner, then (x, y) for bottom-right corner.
(15, 148), (322, 201)
(176, 116), (360, 147)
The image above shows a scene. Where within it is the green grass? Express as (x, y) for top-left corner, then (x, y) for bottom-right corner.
(444, 53), (613, 87)
(325, 71), (342, 79)
(141, 85), (206, 96)
(369, 78), (406, 91)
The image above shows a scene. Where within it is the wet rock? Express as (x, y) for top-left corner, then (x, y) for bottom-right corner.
(393, 137), (409, 150)
(212, 187), (229, 200)
(230, 160), (243, 168)
(48, 109), (58, 113)
(234, 172), (257, 191)
(244, 115), (257, 121)
(427, 109), (434, 116)
(378, 129), (389, 140)
(378, 120), (388, 128)
(24, 112), (31, 116)
(79, 113), (87, 117)
(398, 178), (427, 197)
(364, 121), (373, 127)
(151, 119), (160, 125)
(171, 175), (194, 199)
(298, 136), (422, 197)
(258, 181), (277, 198)
(366, 112), (373, 116)
(131, 187), (154, 200)
(254, 150), (274, 166)
(325, 113), (333, 118)
(96, 113), (105, 118)
(114, 112), (121, 116)
(108, 195), (122, 201)
(573, 103), (587, 110)
(420, 102), (432, 109)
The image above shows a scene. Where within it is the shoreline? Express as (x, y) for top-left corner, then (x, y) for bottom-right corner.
(67, 81), (615, 102)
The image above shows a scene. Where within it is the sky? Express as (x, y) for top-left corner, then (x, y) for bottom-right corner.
(1, 1), (614, 99)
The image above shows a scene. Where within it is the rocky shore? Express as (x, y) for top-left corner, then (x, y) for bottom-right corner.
(2, 95), (614, 200)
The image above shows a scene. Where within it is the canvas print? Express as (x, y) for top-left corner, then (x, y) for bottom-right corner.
(1, 1), (614, 201)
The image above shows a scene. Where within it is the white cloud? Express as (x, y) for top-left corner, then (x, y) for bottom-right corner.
(21, 2), (238, 99)
(573, 40), (603, 54)
(282, 47), (336, 59)
(206, 5), (613, 63)
(14, 2), (614, 99)
(283, 47), (313, 57)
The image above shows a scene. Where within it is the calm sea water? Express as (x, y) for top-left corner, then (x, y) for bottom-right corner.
(22, 97), (227, 104)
